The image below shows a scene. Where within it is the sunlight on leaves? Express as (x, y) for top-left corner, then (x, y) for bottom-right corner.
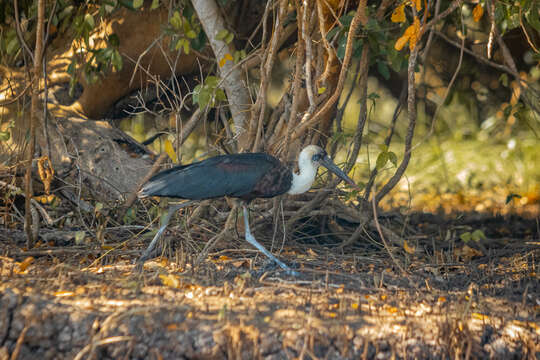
(403, 239), (416, 254)
(473, 4), (484, 22)
(159, 273), (181, 288)
(472, 312), (489, 320)
(410, 0), (422, 11)
(17, 256), (34, 273)
(219, 53), (233, 68)
(391, 4), (406, 23)
(164, 139), (178, 163)
(395, 17), (421, 51)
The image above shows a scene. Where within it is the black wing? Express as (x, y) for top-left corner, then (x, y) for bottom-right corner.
(140, 153), (291, 200)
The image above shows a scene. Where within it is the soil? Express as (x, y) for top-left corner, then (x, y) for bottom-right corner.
(0, 209), (539, 359)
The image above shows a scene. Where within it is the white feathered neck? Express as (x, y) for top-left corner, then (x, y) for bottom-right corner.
(287, 145), (322, 195)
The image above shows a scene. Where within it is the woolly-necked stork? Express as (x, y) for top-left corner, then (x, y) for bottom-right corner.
(137, 145), (356, 275)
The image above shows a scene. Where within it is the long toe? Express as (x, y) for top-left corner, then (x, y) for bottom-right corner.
(260, 258), (300, 277)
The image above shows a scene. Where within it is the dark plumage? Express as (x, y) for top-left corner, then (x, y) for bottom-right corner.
(140, 153), (292, 201)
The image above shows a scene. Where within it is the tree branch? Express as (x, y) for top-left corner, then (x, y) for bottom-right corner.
(191, 0), (252, 150)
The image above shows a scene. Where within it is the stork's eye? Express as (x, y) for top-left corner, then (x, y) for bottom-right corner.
(312, 153), (322, 162)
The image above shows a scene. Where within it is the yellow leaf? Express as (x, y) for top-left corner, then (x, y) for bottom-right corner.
(437, 296), (446, 303)
(387, 306), (398, 314)
(472, 312), (488, 320)
(403, 239), (416, 254)
(391, 4), (406, 23)
(218, 255), (231, 261)
(37, 156), (54, 195)
(219, 53), (233, 68)
(410, 0), (422, 11)
(159, 273), (181, 288)
(456, 245), (483, 260)
(395, 33), (410, 51)
(163, 139), (177, 163)
(472, 4), (484, 22)
(351, 303), (359, 310)
(408, 17), (421, 50)
(18, 256), (34, 272)
(33, 194), (59, 204)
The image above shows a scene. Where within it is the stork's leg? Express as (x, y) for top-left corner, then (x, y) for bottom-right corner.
(135, 201), (195, 270)
(242, 205), (299, 276)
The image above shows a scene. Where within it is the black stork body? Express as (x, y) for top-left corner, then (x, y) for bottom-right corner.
(137, 145), (356, 275)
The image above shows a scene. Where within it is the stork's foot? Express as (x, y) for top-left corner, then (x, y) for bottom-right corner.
(260, 257), (300, 277)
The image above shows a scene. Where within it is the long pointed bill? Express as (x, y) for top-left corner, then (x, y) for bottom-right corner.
(320, 156), (358, 188)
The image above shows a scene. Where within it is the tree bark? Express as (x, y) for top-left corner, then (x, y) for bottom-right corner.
(191, 0), (252, 151)
(24, 0), (46, 249)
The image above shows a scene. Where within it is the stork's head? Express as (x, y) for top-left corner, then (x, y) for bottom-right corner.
(288, 145), (357, 195)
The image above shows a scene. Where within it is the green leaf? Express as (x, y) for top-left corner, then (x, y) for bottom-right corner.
(0, 131), (10, 141)
(108, 33), (120, 47)
(205, 76), (219, 87)
(460, 232), (472, 243)
(186, 30), (197, 39)
(525, 6), (540, 31)
(225, 32), (234, 44)
(499, 73), (508, 87)
(215, 89), (226, 102)
(133, 0), (144, 9)
(183, 40), (190, 54)
(170, 11), (182, 30)
(388, 151), (398, 166)
(151, 0), (160, 10)
(111, 50), (123, 71)
(176, 38), (191, 53)
(326, 26), (341, 40)
(471, 229), (487, 242)
(84, 13), (95, 29)
(198, 88), (211, 108)
(6, 37), (20, 55)
(377, 61), (390, 80)
(375, 151), (389, 170)
(337, 35), (347, 60)
(216, 29), (229, 40)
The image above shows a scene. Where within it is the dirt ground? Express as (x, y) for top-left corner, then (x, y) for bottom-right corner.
(0, 206), (539, 359)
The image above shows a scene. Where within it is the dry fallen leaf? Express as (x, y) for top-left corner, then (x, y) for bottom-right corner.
(159, 273), (181, 288)
(17, 256), (34, 273)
